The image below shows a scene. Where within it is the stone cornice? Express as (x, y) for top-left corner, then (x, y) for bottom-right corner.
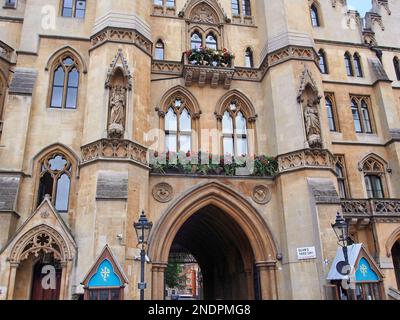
(152, 45), (319, 82)
(90, 27), (153, 57)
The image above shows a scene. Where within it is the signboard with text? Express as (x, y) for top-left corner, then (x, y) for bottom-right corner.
(297, 247), (317, 260)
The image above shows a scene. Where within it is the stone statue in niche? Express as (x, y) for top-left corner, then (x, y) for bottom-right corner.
(108, 85), (126, 139)
(303, 97), (322, 149)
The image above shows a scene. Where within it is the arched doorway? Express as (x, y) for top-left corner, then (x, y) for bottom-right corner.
(149, 182), (278, 300)
(392, 240), (400, 289)
(168, 205), (258, 300)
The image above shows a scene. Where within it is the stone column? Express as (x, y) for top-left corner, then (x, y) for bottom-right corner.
(256, 261), (278, 300)
(59, 262), (67, 300)
(151, 262), (167, 300)
(245, 268), (255, 300)
(6, 262), (19, 300)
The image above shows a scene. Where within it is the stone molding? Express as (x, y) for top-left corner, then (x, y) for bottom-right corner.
(81, 139), (148, 168)
(91, 27), (152, 56)
(276, 148), (336, 174)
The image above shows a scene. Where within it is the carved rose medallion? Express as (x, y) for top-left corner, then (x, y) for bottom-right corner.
(252, 185), (272, 205)
(152, 183), (174, 203)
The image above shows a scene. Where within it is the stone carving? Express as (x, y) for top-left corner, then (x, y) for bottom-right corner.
(81, 138), (148, 167)
(108, 86), (127, 139)
(191, 4), (217, 23)
(252, 185), (271, 205)
(91, 28), (152, 55)
(40, 211), (50, 219)
(9, 225), (73, 264)
(304, 98), (322, 149)
(298, 67), (323, 149)
(152, 183), (174, 203)
(277, 149), (336, 173)
(106, 49), (131, 139)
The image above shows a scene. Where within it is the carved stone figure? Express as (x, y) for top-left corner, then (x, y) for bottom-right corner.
(108, 85), (126, 139)
(191, 5), (216, 23)
(303, 98), (322, 148)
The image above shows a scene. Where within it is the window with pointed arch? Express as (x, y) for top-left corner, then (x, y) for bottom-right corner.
(318, 49), (328, 74)
(344, 52), (354, 77)
(325, 93), (338, 132)
(362, 157), (387, 199)
(350, 96), (374, 134)
(245, 47), (254, 68)
(191, 31), (203, 50)
(165, 98), (192, 153)
(205, 33), (218, 50)
(37, 153), (73, 212)
(353, 53), (363, 77)
(335, 155), (349, 199)
(231, 0), (240, 15)
(393, 57), (400, 81)
(221, 100), (249, 156)
(49, 55), (80, 109)
(310, 4), (320, 27)
(155, 40), (165, 60)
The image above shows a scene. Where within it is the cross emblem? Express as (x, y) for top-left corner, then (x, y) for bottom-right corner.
(101, 267), (110, 281)
(360, 264), (368, 277)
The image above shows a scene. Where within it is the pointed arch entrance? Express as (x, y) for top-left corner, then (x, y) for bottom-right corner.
(148, 182), (278, 300)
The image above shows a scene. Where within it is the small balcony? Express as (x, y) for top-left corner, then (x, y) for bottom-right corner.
(341, 199), (400, 225)
(183, 48), (235, 89)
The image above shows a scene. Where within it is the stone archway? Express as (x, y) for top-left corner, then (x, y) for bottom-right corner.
(7, 224), (75, 300)
(148, 182), (278, 300)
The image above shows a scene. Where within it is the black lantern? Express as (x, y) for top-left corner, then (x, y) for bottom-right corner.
(331, 212), (349, 247)
(134, 211), (153, 247)
(133, 211), (153, 300)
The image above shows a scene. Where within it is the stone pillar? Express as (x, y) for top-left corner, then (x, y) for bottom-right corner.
(59, 262), (67, 300)
(256, 261), (278, 300)
(151, 262), (167, 300)
(245, 269), (255, 300)
(6, 262), (19, 300)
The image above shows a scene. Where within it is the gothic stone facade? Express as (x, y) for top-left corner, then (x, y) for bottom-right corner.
(0, 0), (400, 300)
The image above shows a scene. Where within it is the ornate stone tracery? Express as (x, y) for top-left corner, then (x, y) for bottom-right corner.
(9, 225), (73, 264)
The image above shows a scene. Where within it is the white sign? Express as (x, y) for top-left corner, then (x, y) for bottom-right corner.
(297, 247), (317, 260)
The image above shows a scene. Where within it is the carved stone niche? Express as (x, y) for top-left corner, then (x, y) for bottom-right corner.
(297, 67), (323, 149)
(105, 50), (132, 139)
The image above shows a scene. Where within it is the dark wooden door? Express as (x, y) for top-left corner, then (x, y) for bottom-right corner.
(31, 261), (62, 300)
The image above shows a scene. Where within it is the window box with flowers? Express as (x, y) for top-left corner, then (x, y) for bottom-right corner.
(150, 151), (278, 177)
(182, 48), (236, 89)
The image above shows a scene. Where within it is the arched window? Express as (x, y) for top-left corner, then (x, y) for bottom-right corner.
(393, 57), (400, 81)
(336, 164), (347, 199)
(231, 0), (240, 15)
(325, 95), (336, 132)
(360, 99), (372, 133)
(205, 33), (217, 50)
(37, 153), (72, 212)
(353, 53), (363, 77)
(61, 0), (86, 18)
(50, 55), (80, 109)
(242, 0), (251, 16)
(362, 157), (386, 199)
(155, 40), (165, 60)
(245, 47), (254, 68)
(191, 32), (202, 50)
(165, 98), (192, 152)
(344, 52), (354, 76)
(310, 4), (320, 27)
(222, 101), (248, 156)
(318, 49), (328, 74)
(351, 99), (362, 133)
